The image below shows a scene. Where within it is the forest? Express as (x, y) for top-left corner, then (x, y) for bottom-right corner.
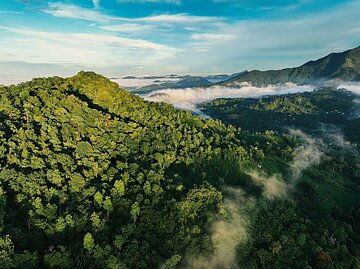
(0, 72), (359, 268)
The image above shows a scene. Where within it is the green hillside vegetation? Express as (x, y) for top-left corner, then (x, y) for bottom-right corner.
(201, 88), (360, 207)
(200, 88), (358, 135)
(222, 46), (360, 86)
(201, 88), (360, 268)
(0, 72), (291, 268)
(0, 72), (359, 268)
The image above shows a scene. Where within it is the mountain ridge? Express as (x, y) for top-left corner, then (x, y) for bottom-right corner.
(222, 46), (360, 86)
(132, 76), (213, 94)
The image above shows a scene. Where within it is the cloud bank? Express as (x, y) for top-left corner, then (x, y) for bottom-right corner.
(337, 82), (360, 95)
(142, 82), (315, 114)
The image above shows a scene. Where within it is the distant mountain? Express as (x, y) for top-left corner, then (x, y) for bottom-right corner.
(205, 74), (230, 83)
(119, 73), (236, 91)
(135, 76), (213, 94)
(175, 76), (213, 87)
(205, 74), (229, 80)
(222, 46), (360, 86)
(205, 72), (247, 83)
(121, 74), (186, 80)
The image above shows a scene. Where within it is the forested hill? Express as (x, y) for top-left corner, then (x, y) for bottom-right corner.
(200, 87), (360, 143)
(200, 87), (360, 268)
(222, 46), (360, 86)
(0, 71), (287, 268)
(1, 72), (360, 269)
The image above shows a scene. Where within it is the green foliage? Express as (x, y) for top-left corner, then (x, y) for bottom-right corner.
(0, 235), (14, 269)
(202, 86), (360, 269)
(0, 72), (254, 268)
(251, 96), (315, 114)
(44, 246), (73, 268)
(201, 88), (357, 138)
(0, 72), (359, 269)
(83, 233), (95, 252)
(238, 199), (360, 269)
(162, 254), (182, 269)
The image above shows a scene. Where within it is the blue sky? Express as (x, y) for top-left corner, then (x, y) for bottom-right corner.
(0, 0), (360, 79)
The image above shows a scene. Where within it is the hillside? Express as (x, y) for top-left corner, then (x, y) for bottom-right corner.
(0, 73), (359, 269)
(134, 76), (213, 94)
(201, 87), (360, 197)
(222, 46), (360, 86)
(200, 88), (359, 137)
(0, 72), (287, 268)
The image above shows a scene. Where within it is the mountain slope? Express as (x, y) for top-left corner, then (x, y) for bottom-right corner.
(1, 72), (359, 269)
(134, 76), (213, 94)
(200, 87), (359, 139)
(0, 71), (264, 268)
(222, 46), (360, 86)
(200, 87), (360, 226)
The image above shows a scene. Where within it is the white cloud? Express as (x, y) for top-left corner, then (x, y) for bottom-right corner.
(3, 0), (360, 76)
(99, 23), (154, 33)
(43, 3), (220, 25)
(171, 0), (360, 73)
(0, 26), (178, 66)
(337, 82), (360, 95)
(143, 82), (315, 113)
(1, 26), (173, 50)
(43, 2), (117, 22)
(191, 33), (237, 41)
(136, 14), (220, 24)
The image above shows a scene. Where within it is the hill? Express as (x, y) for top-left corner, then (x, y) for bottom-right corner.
(134, 76), (213, 94)
(0, 72), (359, 269)
(0, 72), (282, 268)
(200, 87), (359, 137)
(222, 46), (360, 86)
(201, 87), (360, 209)
(200, 88), (360, 267)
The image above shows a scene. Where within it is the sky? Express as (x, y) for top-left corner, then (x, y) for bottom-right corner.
(0, 0), (360, 81)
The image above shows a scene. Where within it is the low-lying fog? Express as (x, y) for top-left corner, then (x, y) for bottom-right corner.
(142, 82), (315, 113)
(138, 81), (360, 114)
